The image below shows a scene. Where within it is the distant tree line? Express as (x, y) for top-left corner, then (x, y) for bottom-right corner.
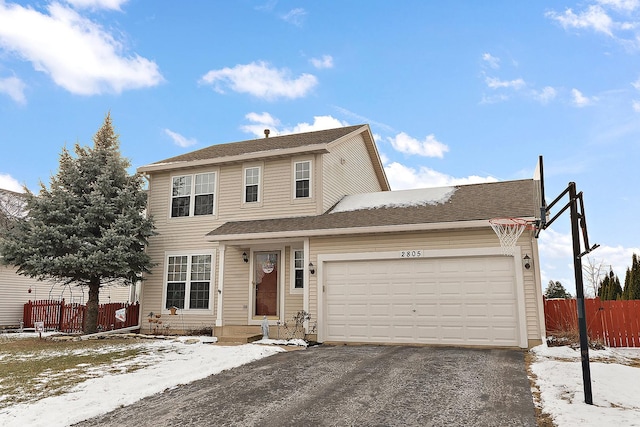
(598, 254), (640, 301)
(545, 253), (640, 300)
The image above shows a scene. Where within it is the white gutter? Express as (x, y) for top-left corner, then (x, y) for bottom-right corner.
(204, 218), (538, 243)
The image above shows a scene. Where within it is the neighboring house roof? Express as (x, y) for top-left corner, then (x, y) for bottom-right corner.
(137, 125), (388, 190)
(205, 179), (536, 241)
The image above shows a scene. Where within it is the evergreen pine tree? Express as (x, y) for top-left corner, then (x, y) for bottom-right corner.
(598, 270), (622, 301)
(622, 254), (640, 301)
(632, 254), (640, 300)
(597, 273), (610, 299)
(622, 268), (631, 300)
(0, 114), (155, 333)
(544, 280), (572, 299)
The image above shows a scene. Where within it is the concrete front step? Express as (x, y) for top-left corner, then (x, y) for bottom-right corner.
(216, 333), (263, 344)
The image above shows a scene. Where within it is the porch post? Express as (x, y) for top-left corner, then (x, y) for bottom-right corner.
(216, 244), (225, 327)
(303, 238), (310, 332)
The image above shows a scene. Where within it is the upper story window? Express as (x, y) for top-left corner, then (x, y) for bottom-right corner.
(171, 172), (216, 218)
(294, 161), (311, 199)
(244, 166), (260, 203)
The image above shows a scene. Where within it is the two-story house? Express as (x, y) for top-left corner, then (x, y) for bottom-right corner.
(138, 124), (546, 348)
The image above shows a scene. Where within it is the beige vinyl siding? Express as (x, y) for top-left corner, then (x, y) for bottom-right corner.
(220, 245), (304, 327)
(141, 169), (220, 329)
(217, 160), (318, 222)
(143, 158), (320, 328)
(220, 246), (251, 325)
(308, 229), (542, 343)
(323, 134), (385, 212)
(0, 265), (49, 327)
(284, 246), (304, 323)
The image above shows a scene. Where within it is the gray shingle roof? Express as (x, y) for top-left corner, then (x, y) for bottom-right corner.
(206, 179), (536, 239)
(150, 125), (366, 165)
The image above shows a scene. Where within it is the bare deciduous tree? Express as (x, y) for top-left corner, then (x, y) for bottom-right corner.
(583, 256), (608, 298)
(0, 189), (25, 233)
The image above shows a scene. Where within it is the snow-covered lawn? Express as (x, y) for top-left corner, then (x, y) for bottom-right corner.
(530, 344), (640, 426)
(0, 334), (288, 427)
(1, 333), (639, 427)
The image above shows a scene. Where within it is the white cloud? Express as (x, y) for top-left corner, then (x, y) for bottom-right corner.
(480, 93), (510, 104)
(597, 0), (640, 12)
(163, 129), (197, 148)
(533, 86), (557, 104)
(245, 112), (280, 127)
(633, 77), (640, 90)
(64, 0), (129, 11)
(0, 2), (163, 95)
(0, 173), (24, 192)
(633, 99), (640, 111)
(241, 113), (348, 138)
(310, 55), (333, 69)
(199, 61), (318, 100)
(240, 112), (281, 137)
(546, 5), (614, 36)
(482, 53), (500, 69)
(284, 116), (348, 134)
(485, 76), (526, 90)
(281, 8), (307, 26)
(383, 162), (497, 190)
(0, 76), (27, 104)
(572, 88), (595, 106)
(387, 132), (449, 158)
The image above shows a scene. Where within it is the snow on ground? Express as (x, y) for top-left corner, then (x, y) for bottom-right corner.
(2, 332), (640, 427)
(530, 343), (640, 426)
(330, 186), (456, 213)
(0, 334), (285, 427)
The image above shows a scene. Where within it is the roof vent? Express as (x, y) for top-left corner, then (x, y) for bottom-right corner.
(264, 129), (270, 138)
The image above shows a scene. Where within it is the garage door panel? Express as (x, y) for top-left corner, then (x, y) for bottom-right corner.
(369, 303), (391, 316)
(324, 256), (519, 347)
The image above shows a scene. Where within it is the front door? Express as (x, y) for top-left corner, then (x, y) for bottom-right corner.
(254, 251), (279, 317)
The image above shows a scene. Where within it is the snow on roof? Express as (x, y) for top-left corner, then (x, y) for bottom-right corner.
(331, 186), (457, 213)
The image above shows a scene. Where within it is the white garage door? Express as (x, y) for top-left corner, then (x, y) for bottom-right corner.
(324, 256), (520, 346)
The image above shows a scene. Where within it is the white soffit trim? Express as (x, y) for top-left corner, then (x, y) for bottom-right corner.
(204, 218), (537, 242)
(138, 145), (330, 173)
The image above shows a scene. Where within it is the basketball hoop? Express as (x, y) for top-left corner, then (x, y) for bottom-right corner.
(489, 218), (534, 256)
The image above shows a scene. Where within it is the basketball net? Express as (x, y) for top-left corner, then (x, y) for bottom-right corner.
(489, 218), (532, 256)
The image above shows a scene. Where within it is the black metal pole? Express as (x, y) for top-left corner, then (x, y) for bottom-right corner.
(569, 182), (593, 405)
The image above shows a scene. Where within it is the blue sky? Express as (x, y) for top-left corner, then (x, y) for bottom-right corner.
(0, 0), (638, 294)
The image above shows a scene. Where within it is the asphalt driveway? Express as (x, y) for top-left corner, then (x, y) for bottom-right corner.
(74, 345), (537, 427)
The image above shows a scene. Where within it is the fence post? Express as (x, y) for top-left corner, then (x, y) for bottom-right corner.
(23, 301), (32, 328)
(58, 299), (65, 331)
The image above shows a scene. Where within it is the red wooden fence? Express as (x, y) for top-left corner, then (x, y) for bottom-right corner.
(544, 297), (640, 347)
(23, 300), (140, 333)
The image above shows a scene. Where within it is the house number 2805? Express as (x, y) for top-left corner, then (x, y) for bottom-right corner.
(400, 250), (422, 258)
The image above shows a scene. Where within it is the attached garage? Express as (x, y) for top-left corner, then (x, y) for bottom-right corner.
(207, 179), (544, 349)
(319, 249), (529, 348)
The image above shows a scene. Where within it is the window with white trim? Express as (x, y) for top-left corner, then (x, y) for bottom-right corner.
(294, 161), (311, 198)
(165, 254), (212, 310)
(244, 166), (260, 203)
(171, 172), (216, 217)
(293, 249), (304, 289)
